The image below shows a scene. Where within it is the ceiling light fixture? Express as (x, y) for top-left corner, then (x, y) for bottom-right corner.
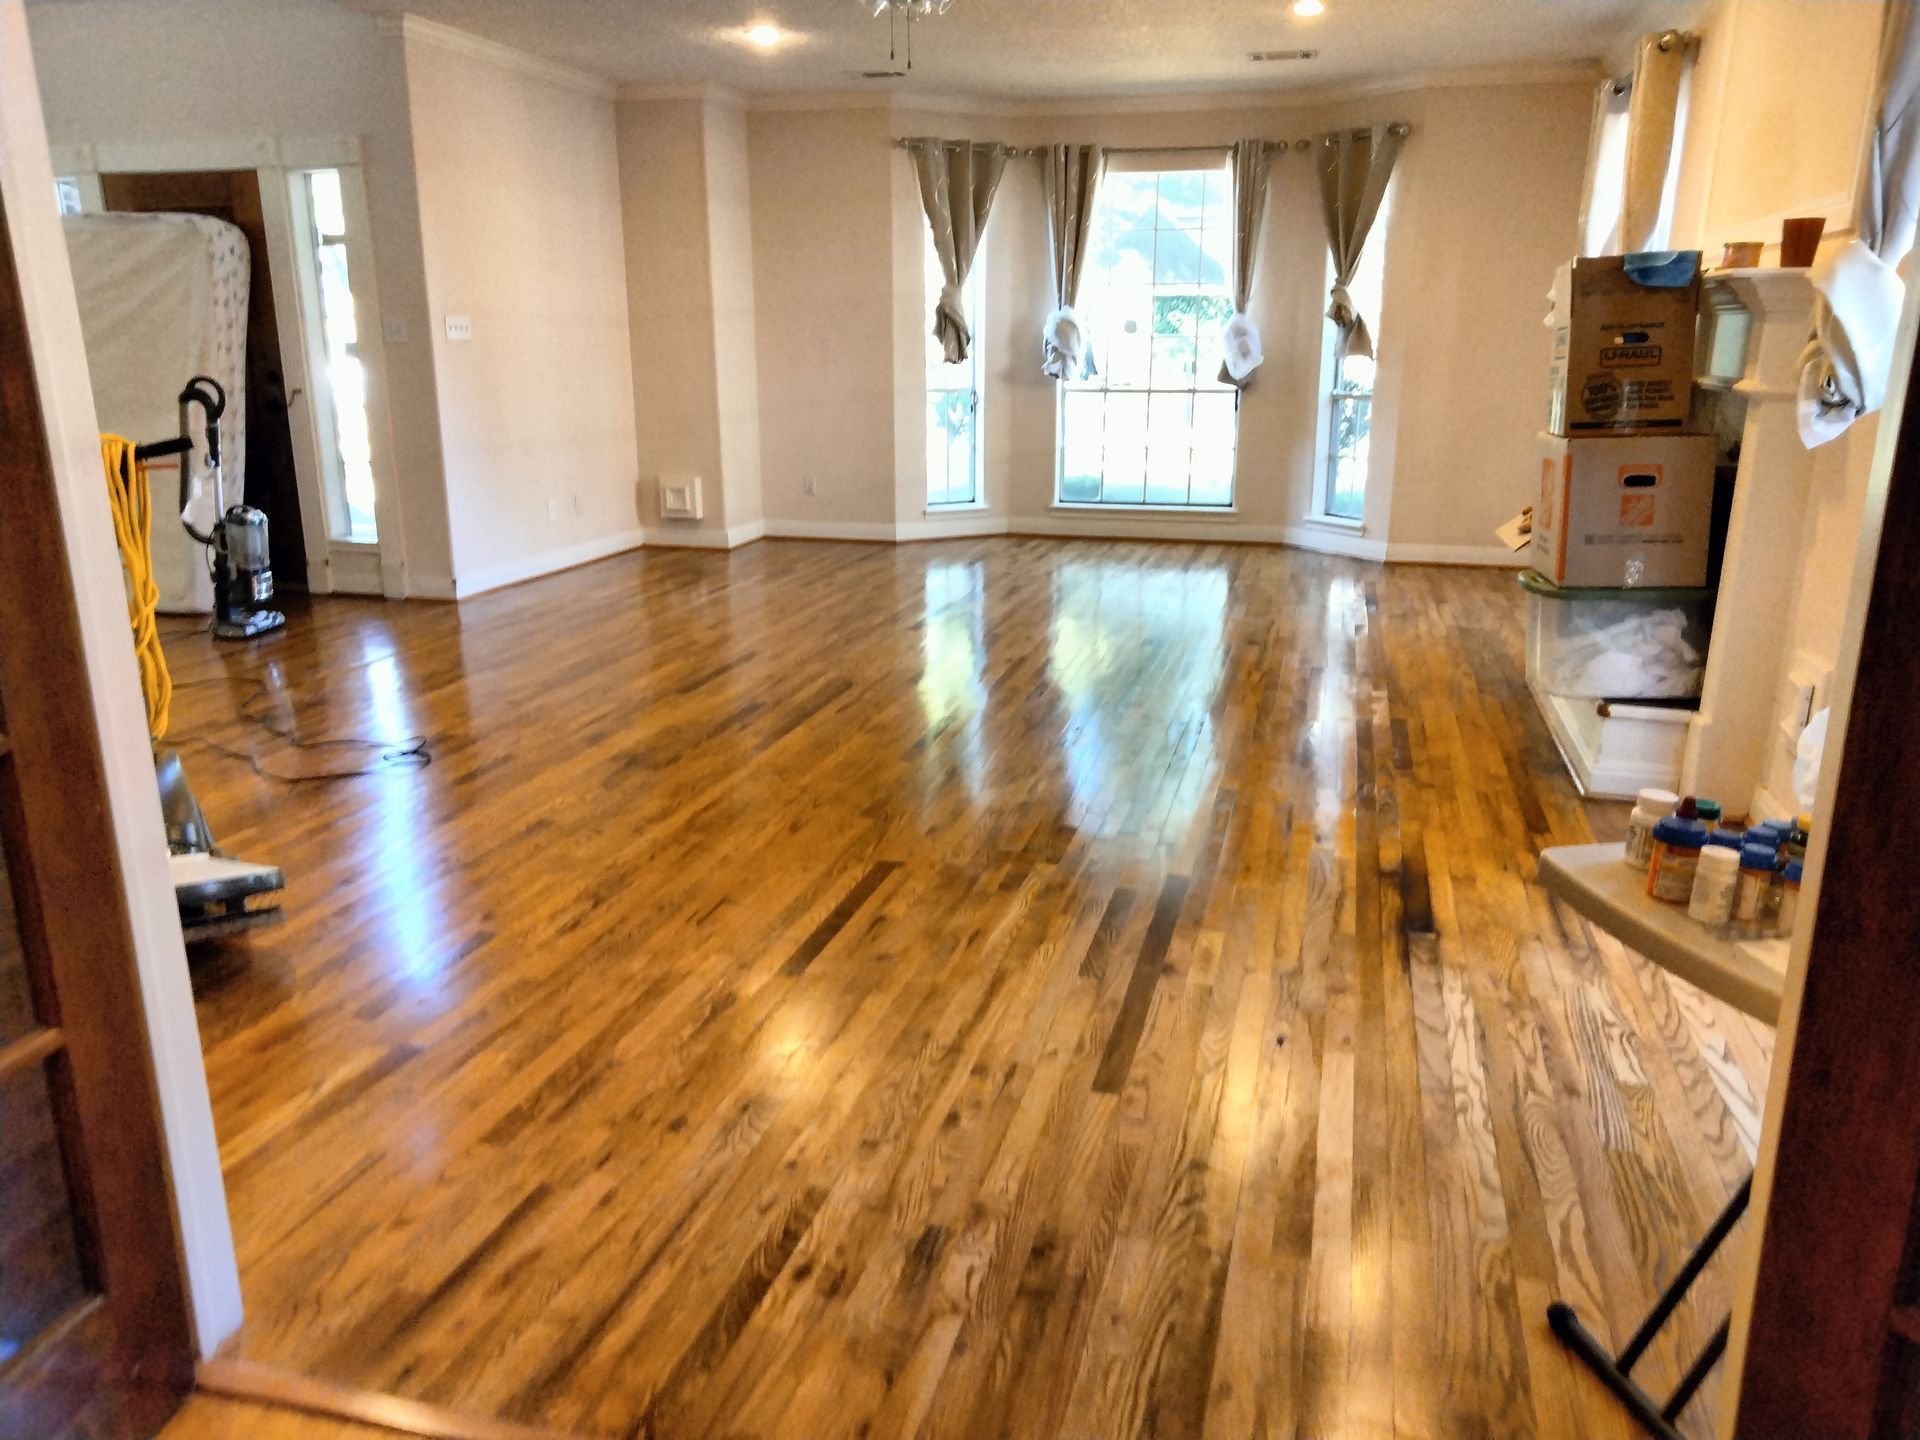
(1292, 0), (1326, 15)
(851, 0), (956, 72)
(746, 23), (784, 46)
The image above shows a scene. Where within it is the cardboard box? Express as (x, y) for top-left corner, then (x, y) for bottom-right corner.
(1531, 432), (1716, 588)
(1548, 255), (1701, 434)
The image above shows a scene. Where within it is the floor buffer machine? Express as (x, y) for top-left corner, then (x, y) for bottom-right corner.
(108, 374), (286, 942)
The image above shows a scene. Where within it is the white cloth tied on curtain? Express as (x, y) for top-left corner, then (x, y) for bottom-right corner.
(1798, 0), (1920, 447)
(1316, 126), (1405, 361)
(1042, 145), (1105, 379)
(1218, 139), (1272, 387)
(907, 138), (1007, 364)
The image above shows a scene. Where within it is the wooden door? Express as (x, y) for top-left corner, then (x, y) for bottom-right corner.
(0, 188), (197, 1438)
(101, 168), (308, 589)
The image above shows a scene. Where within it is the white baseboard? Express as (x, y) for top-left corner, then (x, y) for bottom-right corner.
(1280, 523), (1389, 562)
(897, 511), (1011, 541)
(1384, 541), (1526, 568)
(1533, 685), (1694, 800)
(406, 571), (457, 600)
(453, 528), (646, 598)
(763, 518), (900, 542)
(642, 519), (764, 549)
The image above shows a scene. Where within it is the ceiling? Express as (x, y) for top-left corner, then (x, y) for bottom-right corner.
(340, 0), (1667, 98)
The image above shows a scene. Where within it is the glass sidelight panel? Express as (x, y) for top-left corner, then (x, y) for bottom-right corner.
(299, 169), (378, 541)
(0, 1062), (92, 1364)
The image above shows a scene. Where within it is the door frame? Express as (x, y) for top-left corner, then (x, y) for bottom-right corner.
(52, 134), (408, 598)
(1, 0), (241, 1391)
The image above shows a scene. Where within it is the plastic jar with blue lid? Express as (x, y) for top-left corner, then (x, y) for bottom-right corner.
(1647, 817), (1708, 903)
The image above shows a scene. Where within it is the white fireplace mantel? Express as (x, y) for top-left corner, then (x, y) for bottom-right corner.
(1681, 267), (1818, 811)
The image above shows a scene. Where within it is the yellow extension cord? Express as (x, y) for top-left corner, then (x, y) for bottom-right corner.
(100, 434), (172, 742)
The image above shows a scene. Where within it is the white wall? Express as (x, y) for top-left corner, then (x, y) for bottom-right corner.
(1666, 0), (1885, 808)
(1, 0), (240, 1355)
(402, 22), (641, 595)
(25, 0), (457, 594)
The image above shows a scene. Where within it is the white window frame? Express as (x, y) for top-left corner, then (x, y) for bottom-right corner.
(1055, 152), (1241, 511)
(924, 233), (985, 510)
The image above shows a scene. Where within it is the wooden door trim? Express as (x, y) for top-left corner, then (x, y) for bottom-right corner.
(197, 1359), (587, 1440)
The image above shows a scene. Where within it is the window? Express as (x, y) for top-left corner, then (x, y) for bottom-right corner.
(925, 234), (984, 507)
(52, 178), (82, 216)
(1058, 161), (1238, 508)
(1322, 187), (1390, 522)
(295, 169), (378, 541)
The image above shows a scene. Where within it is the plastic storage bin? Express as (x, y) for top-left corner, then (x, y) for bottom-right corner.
(1521, 571), (1714, 700)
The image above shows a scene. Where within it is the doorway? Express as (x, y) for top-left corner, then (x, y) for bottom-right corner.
(100, 168), (307, 590)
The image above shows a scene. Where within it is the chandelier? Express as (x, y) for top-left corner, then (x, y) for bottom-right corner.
(851, 0), (956, 71)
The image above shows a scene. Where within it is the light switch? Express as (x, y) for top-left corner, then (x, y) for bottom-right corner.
(444, 314), (473, 342)
(382, 316), (408, 344)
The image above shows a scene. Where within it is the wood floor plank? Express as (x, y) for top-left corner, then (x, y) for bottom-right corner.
(156, 539), (1771, 1440)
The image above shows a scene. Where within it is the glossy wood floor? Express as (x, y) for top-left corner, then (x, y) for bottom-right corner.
(157, 539), (1770, 1440)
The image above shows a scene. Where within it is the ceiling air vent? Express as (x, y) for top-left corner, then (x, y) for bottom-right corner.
(861, 69), (908, 79)
(1249, 48), (1318, 61)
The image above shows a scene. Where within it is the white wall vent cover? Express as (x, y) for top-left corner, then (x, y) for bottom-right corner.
(658, 476), (703, 521)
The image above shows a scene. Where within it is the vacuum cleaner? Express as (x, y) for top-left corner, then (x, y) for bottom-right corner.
(178, 376), (286, 641)
(109, 373), (286, 941)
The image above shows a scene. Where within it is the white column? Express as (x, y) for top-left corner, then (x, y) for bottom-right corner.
(1681, 268), (1816, 813)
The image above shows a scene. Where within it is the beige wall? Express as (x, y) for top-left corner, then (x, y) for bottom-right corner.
(748, 102), (900, 531)
(24, 0), (456, 593)
(403, 31), (639, 594)
(703, 99), (764, 535)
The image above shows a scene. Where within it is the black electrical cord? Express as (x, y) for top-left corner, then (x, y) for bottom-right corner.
(165, 670), (432, 784)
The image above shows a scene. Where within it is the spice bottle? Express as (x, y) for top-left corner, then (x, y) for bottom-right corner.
(1624, 788), (1680, 869)
(1696, 799), (1724, 830)
(1775, 860), (1804, 936)
(1688, 845), (1740, 929)
(1785, 814), (1811, 866)
(1648, 817), (1707, 903)
(1734, 843), (1778, 930)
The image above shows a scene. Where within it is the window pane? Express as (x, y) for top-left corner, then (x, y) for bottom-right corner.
(1058, 161), (1239, 508)
(306, 170), (377, 541)
(1145, 391), (1193, 504)
(0, 1063), (92, 1363)
(1101, 393), (1148, 504)
(1061, 391), (1104, 500)
(946, 395), (977, 505)
(1191, 392), (1238, 506)
(1153, 229), (1203, 286)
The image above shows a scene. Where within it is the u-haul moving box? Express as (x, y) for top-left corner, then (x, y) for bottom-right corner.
(1531, 433), (1716, 588)
(1548, 255), (1701, 434)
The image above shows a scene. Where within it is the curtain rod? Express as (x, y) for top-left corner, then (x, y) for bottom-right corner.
(892, 123), (1411, 157)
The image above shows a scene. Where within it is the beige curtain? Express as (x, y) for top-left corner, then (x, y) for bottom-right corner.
(1042, 144), (1105, 379)
(1316, 126), (1404, 362)
(1620, 30), (1689, 252)
(908, 139), (1008, 364)
(1218, 139), (1271, 388)
(1800, 0), (1920, 446)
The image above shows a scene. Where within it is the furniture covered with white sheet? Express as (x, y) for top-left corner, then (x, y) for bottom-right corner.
(63, 212), (250, 614)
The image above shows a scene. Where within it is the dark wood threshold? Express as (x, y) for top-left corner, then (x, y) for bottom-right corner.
(0, 1024), (65, 1080)
(196, 1358), (584, 1440)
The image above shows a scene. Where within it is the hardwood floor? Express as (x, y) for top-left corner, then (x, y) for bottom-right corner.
(155, 538), (1770, 1440)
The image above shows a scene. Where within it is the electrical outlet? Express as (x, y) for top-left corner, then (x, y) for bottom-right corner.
(444, 314), (473, 342)
(802, 476), (817, 498)
(545, 498), (559, 522)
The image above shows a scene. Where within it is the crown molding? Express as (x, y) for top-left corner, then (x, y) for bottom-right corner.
(616, 82), (748, 110)
(729, 59), (1598, 117)
(381, 14), (616, 99)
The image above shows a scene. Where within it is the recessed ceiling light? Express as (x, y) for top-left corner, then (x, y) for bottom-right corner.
(1292, 0), (1326, 15)
(746, 23), (784, 46)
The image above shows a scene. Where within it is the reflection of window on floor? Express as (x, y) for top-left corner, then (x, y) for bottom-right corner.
(1058, 160), (1238, 508)
(925, 234), (984, 507)
(297, 169), (378, 541)
(1321, 188), (1391, 523)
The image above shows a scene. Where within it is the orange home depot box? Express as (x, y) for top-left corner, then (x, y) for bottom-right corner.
(1531, 433), (1715, 588)
(1548, 255), (1701, 434)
